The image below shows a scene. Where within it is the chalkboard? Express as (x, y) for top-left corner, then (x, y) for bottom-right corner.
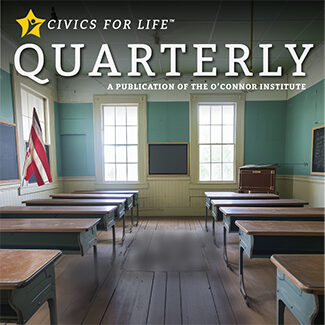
(0, 121), (19, 182)
(148, 143), (189, 175)
(311, 125), (324, 175)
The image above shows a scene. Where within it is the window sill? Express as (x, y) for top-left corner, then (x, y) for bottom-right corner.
(19, 182), (59, 196)
(95, 181), (149, 190)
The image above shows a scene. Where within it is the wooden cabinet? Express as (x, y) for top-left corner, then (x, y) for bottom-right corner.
(238, 164), (278, 193)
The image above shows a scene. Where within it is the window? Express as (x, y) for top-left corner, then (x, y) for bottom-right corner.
(102, 105), (138, 181)
(20, 86), (51, 184)
(198, 103), (235, 181)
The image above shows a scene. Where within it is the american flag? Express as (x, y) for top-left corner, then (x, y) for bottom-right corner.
(22, 108), (52, 186)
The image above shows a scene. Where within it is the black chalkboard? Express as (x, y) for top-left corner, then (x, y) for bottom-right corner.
(0, 121), (19, 182)
(311, 125), (324, 175)
(148, 143), (188, 175)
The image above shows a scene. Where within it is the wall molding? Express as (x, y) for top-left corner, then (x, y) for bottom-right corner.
(277, 174), (324, 184)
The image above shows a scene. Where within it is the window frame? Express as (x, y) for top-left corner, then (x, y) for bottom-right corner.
(93, 94), (147, 187)
(11, 65), (57, 193)
(190, 93), (245, 185)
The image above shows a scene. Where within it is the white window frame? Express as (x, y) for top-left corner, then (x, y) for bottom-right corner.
(11, 66), (57, 194)
(190, 93), (245, 186)
(93, 94), (147, 187)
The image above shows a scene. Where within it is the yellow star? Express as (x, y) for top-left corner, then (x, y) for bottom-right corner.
(16, 9), (46, 38)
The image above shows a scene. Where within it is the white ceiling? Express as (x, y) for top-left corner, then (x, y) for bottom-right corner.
(1, 1), (324, 75)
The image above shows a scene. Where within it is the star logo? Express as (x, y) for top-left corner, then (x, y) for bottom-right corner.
(16, 10), (46, 38)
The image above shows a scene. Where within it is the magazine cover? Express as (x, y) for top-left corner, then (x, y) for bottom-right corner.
(0, 0), (324, 324)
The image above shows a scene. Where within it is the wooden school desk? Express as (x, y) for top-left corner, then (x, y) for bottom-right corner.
(211, 198), (308, 234)
(271, 255), (324, 325)
(0, 205), (117, 244)
(204, 192), (280, 231)
(219, 207), (324, 267)
(74, 190), (139, 226)
(0, 218), (100, 255)
(0, 249), (61, 325)
(51, 193), (135, 232)
(235, 220), (324, 301)
(23, 198), (125, 241)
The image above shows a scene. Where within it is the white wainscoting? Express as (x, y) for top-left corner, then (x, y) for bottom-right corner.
(276, 175), (325, 207)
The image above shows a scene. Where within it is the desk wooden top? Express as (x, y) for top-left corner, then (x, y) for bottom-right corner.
(235, 220), (324, 236)
(23, 198), (126, 206)
(0, 249), (62, 289)
(0, 205), (117, 215)
(271, 255), (324, 294)
(74, 190), (139, 194)
(51, 193), (133, 199)
(220, 207), (324, 217)
(205, 192), (279, 199)
(212, 199), (308, 207)
(0, 218), (101, 232)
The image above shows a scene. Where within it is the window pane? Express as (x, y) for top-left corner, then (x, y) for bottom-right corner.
(23, 116), (30, 141)
(127, 146), (138, 162)
(223, 126), (234, 143)
(104, 126), (115, 144)
(104, 146), (115, 162)
(200, 163), (210, 181)
(199, 145), (210, 163)
(211, 163), (222, 181)
(105, 163), (115, 181)
(199, 125), (210, 143)
(211, 126), (221, 143)
(127, 106), (137, 125)
(116, 146), (127, 162)
(199, 105), (210, 124)
(223, 163), (233, 181)
(211, 145), (221, 162)
(211, 105), (222, 124)
(127, 126), (138, 144)
(116, 126), (126, 144)
(27, 93), (35, 117)
(223, 145), (234, 163)
(103, 106), (115, 125)
(35, 98), (44, 122)
(21, 90), (28, 116)
(127, 164), (138, 181)
(116, 164), (127, 181)
(223, 105), (234, 125)
(116, 106), (126, 125)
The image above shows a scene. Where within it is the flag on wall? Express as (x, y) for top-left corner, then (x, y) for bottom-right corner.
(22, 108), (52, 186)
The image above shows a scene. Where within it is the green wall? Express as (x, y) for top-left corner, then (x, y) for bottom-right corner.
(0, 69), (14, 123)
(55, 102), (95, 176)
(283, 80), (324, 176)
(147, 101), (189, 142)
(244, 100), (287, 174)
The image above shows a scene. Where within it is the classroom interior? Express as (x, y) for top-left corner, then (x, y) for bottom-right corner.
(0, 1), (324, 325)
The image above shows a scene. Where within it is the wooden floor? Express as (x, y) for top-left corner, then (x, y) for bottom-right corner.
(25, 217), (299, 325)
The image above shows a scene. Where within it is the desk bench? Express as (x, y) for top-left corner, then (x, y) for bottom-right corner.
(74, 190), (139, 226)
(0, 206), (116, 245)
(204, 192), (279, 231)
(236, 220), (324, 302)
(23, 199), (124, 241)
(0, 249), (61, 324)
(271, 255), (324, 325)
(51, 193), (135, 232)
(219, 206), (322, 267)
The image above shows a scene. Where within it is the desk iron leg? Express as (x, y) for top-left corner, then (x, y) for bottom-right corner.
(112, 225), (116, 246)
(239, 246), (248, 302)
(122, 215), (125, 243)
(205, 207), (208, 232)
(93, 245), (99, 285)
(223, 227), (229, 267)
(136, 203), (139, 226)
(48, 297), (58, 325)
(277, 298), (285, 325)
(130, 208), (134, 233)
(213, 218), (218, 247)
